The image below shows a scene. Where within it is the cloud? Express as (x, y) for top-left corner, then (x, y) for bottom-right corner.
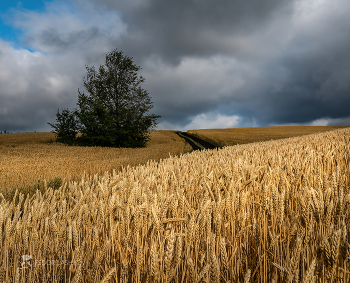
(0, 0), (350, 133)
(182, 113), (241, 131)
(0, 1), (126, 132)
(10, 1), (126, 55)
(84, 0), (350, 127)
(310, 116), (350, 126)
(0, 39), (85, 131)
(141, 55), (253, 121)
(157, 113), (240, 131)
(256, 0), (350, 124)
(157, 111), (259, 131)
(87, 0), (294, 64)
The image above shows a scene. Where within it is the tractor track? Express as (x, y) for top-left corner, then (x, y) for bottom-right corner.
(176, 132), (218, 151)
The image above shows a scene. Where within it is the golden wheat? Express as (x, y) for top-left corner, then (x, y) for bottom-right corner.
(0, 130), (192, 200)
(0, 127), (349, 282)
(188, 125), (347, 147)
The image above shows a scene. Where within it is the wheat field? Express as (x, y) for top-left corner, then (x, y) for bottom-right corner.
(0, 131), (192, 200)
(0, 128), (349, 282)
(188, 126), (347, 148)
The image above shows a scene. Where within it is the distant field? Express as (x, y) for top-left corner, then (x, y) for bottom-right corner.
(188, 126), (349, 147)
(0, 131), (192, 199)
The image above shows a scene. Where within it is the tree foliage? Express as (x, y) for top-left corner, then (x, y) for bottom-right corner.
(47, 109), (78, 145)
(48, 49), (161, 147)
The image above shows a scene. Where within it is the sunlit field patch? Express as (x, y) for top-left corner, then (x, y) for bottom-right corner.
(0, 130), (192, 200)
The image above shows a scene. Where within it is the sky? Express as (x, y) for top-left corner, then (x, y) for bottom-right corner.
(0, 0), (349, 133)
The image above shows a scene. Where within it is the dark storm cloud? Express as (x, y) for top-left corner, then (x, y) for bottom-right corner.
(247, 14), (350, 126)
(38, 26), (102, 51)
(89, 0), (350, 128)
(1, 0), (350, 132)
(0, 39), (82, 132)
(89, 0), (293, 64)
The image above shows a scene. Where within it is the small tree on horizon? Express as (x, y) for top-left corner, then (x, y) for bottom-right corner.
(47, 109), (78, 145)
(48, 48), (161, 148)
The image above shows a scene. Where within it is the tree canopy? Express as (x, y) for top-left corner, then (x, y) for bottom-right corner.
(48, 49), (161, 147)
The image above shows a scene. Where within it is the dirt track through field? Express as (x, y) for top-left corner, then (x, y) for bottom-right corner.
(176, 132), (218, 151)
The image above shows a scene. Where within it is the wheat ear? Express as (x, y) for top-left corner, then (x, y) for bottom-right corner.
(100, 267), (116, 283)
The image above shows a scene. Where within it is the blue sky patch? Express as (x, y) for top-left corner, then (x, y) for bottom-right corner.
(0, 0), (52, 47)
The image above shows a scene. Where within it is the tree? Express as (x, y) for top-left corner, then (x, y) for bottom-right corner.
(47, 109), (78, 145)
(48, 48), (161, 148)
